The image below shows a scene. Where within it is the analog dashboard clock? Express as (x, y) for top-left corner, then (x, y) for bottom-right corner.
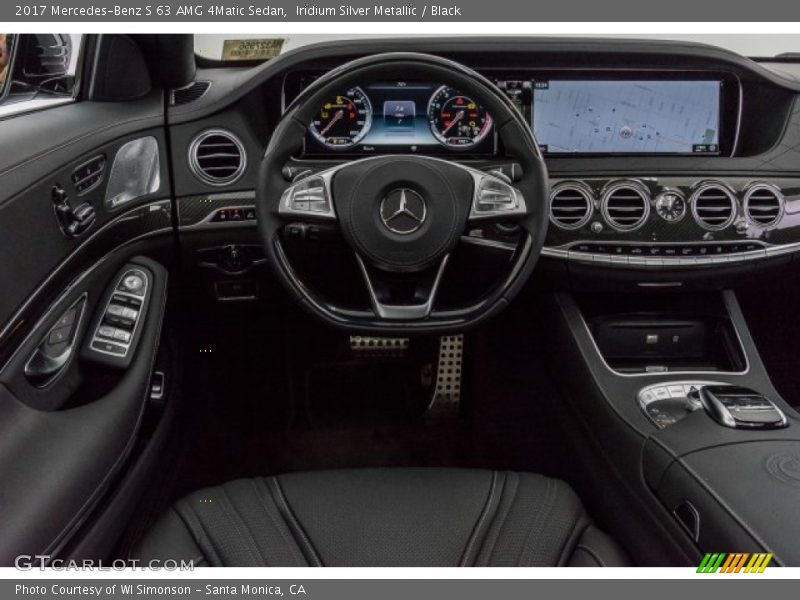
(655, 191), (687, 222)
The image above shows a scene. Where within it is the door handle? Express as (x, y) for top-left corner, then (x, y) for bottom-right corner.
(24, 295), (87, 387)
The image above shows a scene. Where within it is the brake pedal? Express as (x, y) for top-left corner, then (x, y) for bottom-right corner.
(429, 334), (464, 412)
(349, 335), (409, 358)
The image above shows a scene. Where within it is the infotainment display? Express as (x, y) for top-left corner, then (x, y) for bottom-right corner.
(532, 80), (722, 155)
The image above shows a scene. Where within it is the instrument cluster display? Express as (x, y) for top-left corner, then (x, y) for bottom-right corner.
(304, 81), (496, 155)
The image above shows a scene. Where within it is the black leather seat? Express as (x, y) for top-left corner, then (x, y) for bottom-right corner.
(133, 468), (628, 566)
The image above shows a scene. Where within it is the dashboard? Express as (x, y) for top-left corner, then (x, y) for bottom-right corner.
(168, 37), (800, 289)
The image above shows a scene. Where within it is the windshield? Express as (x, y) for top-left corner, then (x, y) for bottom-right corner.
(194, 34), (800, 62)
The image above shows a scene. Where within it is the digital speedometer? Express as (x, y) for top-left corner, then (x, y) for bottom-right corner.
(427, 86), (492, 148)
(309, 87), (373, 149)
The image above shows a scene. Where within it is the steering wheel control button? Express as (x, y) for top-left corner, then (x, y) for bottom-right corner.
(279, 176), (334, 218)
(471, 175), (526, 218)
(380, 189), (427, 235)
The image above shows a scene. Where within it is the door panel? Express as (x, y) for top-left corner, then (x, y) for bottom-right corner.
(0, 93), (165, 205)
(0, 36), (177, 563)
(0, 256), (168, 562)
(0, 124), (171, 351)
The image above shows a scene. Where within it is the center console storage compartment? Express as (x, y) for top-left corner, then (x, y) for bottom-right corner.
(643, 431), (800, 565)
(577, 292), (747, 373)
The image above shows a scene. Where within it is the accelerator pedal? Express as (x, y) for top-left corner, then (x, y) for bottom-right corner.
(428, 334), (464, 413)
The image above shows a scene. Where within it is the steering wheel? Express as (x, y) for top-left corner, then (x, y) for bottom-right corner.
(257, 53), (549, 333)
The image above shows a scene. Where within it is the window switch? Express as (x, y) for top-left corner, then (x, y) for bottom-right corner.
(107, 304), (127, 317)
(113, 329), (131, 343)
(97, 325), (116, 339)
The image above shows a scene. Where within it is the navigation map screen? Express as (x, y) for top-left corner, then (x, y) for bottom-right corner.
(532, 80), (721, 154)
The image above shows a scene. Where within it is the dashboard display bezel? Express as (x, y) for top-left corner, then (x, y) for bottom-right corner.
(283, 68), (742, 160)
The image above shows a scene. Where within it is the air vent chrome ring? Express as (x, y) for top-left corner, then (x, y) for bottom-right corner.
(600, 181), (650, 232)
(743, 182), (784, 229)
(188, 129), (247, 187)
(690, 181), (737, 231)
(550, 181), (594, 230)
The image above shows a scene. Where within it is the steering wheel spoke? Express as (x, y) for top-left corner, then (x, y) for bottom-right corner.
(355, 252), (450, 320)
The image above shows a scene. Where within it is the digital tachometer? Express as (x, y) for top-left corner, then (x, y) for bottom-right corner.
(309, 87), (373, 150)
(427, 86), (492, 149)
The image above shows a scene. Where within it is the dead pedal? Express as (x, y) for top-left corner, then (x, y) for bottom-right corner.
(349, 335), (409, 358)
(429, 334), (464, 412)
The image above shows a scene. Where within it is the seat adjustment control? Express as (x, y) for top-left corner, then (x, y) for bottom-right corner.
(53, 184), (96, 239)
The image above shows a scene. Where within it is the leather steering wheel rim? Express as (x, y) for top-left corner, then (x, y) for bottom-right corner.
(256, 52), (549, 333)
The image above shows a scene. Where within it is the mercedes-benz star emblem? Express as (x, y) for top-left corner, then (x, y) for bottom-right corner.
(379, 188), (427, 235)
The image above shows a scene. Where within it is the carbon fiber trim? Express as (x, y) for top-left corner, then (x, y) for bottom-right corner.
(177, 191), (256, 228)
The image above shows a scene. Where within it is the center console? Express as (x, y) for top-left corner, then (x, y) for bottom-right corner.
(544, 289), (800, 566)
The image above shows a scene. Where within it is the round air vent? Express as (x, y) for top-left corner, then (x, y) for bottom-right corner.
(744, 183), (784, 228)
(601, 182), (650, 231)
(550, 182), (593, 230)
(188, 129), (246, 186)
(691, 182), (736, 230)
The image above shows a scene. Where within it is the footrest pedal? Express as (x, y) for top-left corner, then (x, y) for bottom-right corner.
(349, 336), (409, 357)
